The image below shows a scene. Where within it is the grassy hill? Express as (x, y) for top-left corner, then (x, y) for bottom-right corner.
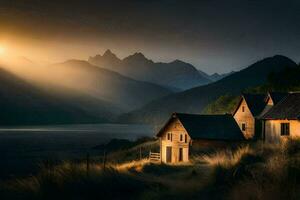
(1, 139), (299, 200)
(119, 55), (298, 126)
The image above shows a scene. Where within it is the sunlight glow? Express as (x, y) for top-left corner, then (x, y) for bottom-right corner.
(0, 46), (6, 55)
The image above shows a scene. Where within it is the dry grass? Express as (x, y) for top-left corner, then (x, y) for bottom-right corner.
(1, 139), (300, 200)
(200, 145), (255, 168)
(115, 159), (150, 172)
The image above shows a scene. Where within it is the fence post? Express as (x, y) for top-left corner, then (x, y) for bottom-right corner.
(103, 150), (107, 170)
(86, 152), (90, 176)
(139, 147), (142, 160)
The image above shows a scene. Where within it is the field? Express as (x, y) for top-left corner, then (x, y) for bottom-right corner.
(1, 138), (300, 200)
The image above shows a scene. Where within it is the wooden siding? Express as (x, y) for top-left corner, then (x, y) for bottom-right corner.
(233, 98), (255, 139)
(265, 119), (300, 143)
(160, 118), (191, 163)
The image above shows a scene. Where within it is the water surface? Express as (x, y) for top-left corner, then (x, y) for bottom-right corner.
(0, 123), (153, 179)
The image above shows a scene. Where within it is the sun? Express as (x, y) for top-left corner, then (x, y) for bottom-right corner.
(0, 46), (5, 55)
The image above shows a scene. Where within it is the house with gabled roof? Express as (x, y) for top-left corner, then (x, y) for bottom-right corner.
(260, 92), (289, 116)
(261, 92), (300, 143)
(156, 113), (244, 163)
(154, 92), (295, 164)
(232, 94), (267, 139)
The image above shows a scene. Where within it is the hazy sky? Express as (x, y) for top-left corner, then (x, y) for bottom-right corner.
(0, 0), (300, 73)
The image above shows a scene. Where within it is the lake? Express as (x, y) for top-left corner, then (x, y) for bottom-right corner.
(0, 123), (154, 180)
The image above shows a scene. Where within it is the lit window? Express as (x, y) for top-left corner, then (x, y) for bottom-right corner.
(281, 123), (290, 136)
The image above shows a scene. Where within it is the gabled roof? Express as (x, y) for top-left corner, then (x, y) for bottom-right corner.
(233, 94), (267, 117)
(157, 113), (245, 141)
(267, 92), (288, 105)
(262, 92), (300, 120)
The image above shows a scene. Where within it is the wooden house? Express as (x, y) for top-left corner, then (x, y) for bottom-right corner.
(261, 92), (300, 143)
(156, 113), (244, 163)
(260, 92), (288, 116)
(233, 94), (267, 139)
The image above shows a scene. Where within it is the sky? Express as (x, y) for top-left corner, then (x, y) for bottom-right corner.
(0, 0), (299, 74)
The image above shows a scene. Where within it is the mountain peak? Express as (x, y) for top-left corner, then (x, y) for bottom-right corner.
(88, 49), (121, 67)
(123, 52), (153, 64)
(132, 52), (146, 59)
(103, 49), (117, 58)
(170, 59), (189, 65)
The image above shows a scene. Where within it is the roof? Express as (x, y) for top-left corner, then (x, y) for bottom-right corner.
(233, 94), (267, 117)
(157, 113), (245, 141)
(262, 92), (300, 120)
(268, 92), (288, 104)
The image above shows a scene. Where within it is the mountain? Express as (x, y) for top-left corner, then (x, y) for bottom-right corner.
(0, 66), (119, 125)
(49, 60), (172, 111)
(119, 55), (298, 126)
(198, 70), (236, 82)
(88, 50), (211, 90)
(209, 71), (235, 81)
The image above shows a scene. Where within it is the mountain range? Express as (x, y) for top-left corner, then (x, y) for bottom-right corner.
(88, 50), (212, 91)
(0, 54), (298, 126)
(119, 55), (298, 126)
(48, 60), (172, 111)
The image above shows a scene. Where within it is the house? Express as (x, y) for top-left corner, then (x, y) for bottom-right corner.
(260, 92), (288, 116)
(233, 94), (266, 139)
(156, 113), (244, 163)
(261, 92), (300, 143)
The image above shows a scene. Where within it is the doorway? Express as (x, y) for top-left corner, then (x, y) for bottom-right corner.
(166, 146), (172, 163)
(179, 148), (183, 162)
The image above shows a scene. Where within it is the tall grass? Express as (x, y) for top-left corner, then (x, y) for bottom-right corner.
(197, 139), (300, 200)
(0, 162), (157, 200)
(1, 139), (300, 200)
(201, 145), (255, 168)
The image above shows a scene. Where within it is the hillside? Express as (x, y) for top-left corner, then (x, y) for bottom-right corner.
(203, 64), (300, 115)
(0, 67), (119, 125)
(88, 50), (211, 90)
(119, 55), (298, 126)
(49, 60), (172, 111)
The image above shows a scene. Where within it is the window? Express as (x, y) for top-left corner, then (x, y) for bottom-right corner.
(180, 134), (183, 141)
(242, 106), (245, 112)
(241, 123), (246, 131)
(185, 134), (187, 143)
(167, 133), (171, 140)
(281, 123), (290, 136)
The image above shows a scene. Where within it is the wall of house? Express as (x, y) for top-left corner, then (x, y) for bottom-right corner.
(160, 118), (191, 163)
(265, 119), (300, 143)
(260, 97), (274, 117)
(233, 98), (255, 139)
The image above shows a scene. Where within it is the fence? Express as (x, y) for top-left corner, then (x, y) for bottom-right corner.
(149, 151), (161, 163)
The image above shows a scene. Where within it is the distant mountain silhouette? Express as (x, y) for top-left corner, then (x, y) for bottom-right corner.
(197, 70), (235, 82)
(0, 67), (119, 125)
(49, 60), (172, 111)
(119, 55), (298, 126)
(209, 71), (235, 81)
(88, 50), (211, 90)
